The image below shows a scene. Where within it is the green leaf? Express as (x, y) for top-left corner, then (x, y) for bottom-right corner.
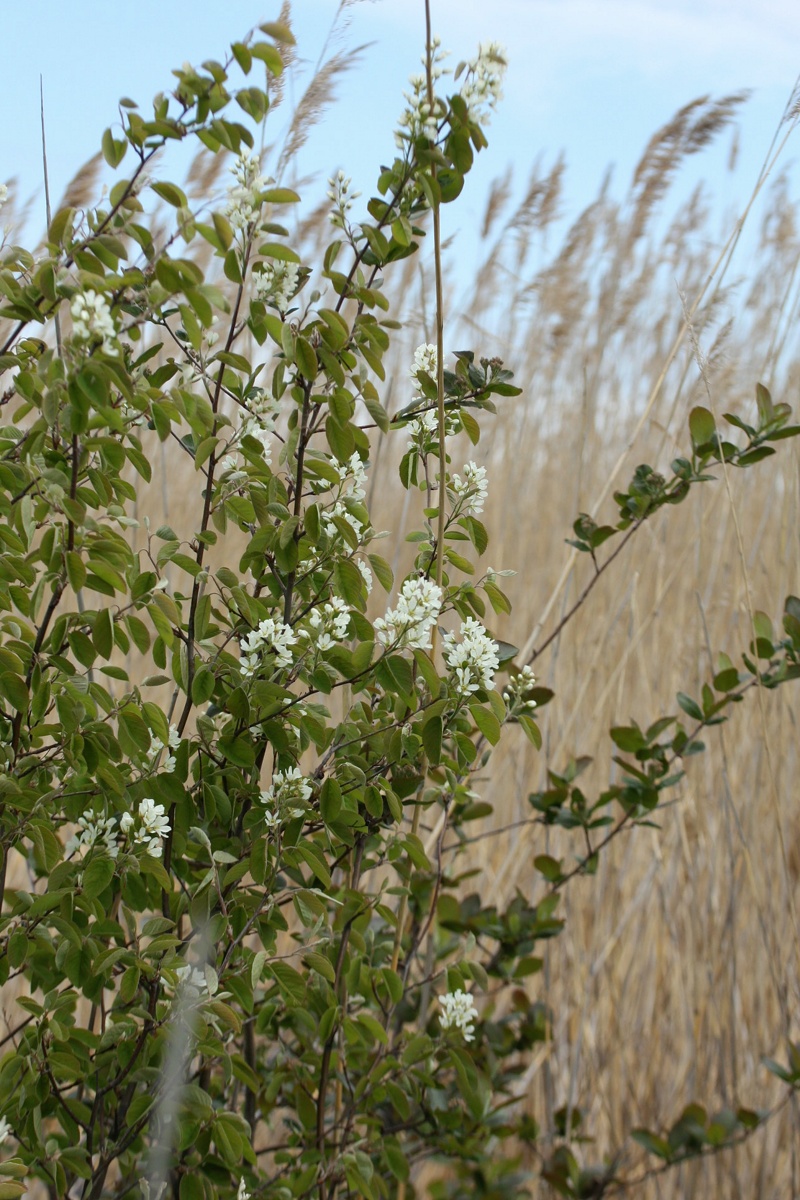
(677, 692), (703, 721)
(0, 672), (28, 712)
(689, 406), (716, 448)
(82, 855), (116, 900)
(268, 961), (306, 1002)
(320, 777), (342, 823)
(469, 703), (501, 744)
(422, 716), (442, 765)
(151, 181), (187, 208)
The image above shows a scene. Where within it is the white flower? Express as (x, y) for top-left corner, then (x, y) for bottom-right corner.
(225, 151), (269, 230)
(452, 461), (488, 516)
(0, 184), (8, 210)
(321, 453), (370, 543)
(150, 724), (181, 772)
(442, 617), (499, 696)
(237, 1181), (251, 1200)
(120, 798), (171, 858)
(374, 577), (443, 652)
(240, 388), (280, 464)
(327, 169), (361, 229)
(240, 616), (298, 678)
(254, 260), (299, 314)
(175, 964), (209, 999)
(439, 988), (479, 1042)
(70, 289), (117, 356)
(65, 814), (119, 860)
(357, 559), (374, 595)
(337, 452), (368, 502)
(411, 343), (437, 390)
(458, 42), (507, 125)
(303, 595), (351, 652)
(0, 1115), (11, 1144)
(503, 664), (538, 713)
(396, 39), (448, 145)
(260, 767), (312, 826)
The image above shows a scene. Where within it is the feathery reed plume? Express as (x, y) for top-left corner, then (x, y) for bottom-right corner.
(56, 149), (104, 212)
(275, 45), (369, 182)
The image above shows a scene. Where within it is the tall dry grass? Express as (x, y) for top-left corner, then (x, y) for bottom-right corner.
(3, 19), (800, 1197)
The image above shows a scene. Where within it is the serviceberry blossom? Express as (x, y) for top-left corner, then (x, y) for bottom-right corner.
(457, 42), (507, 125)
(120, 798), (171, 859)
(452, 461), (488, 515)
(254, 260), (299, 314)
(71, 289), (117, 356)
(357, 558), (374, 595)
(410, 342), (437, 391)
(65, 814), (119, 860)
(150, 725), (181, 772)
(237, 1181), (251, 1200)
(375, 577), (443, 651)
(442, 616), (499, 696)
(503, 665), (538, 713)
(225, 151), (268, 230)
(260, 767), (313, 827)
(175, 964), (210, 999)
(322, 453), (369, 542)
(303, 595), (351, 652)
(327, 169), (361, 229)
(337, 452), (368, 501)
(0, 184), (8, 210)
(439, 989), (479, 1042)
(239, 388), (280, 464)
(396, 38), (448, 146)
(0, 1115), (11, 1144)
(240, 617), (298, 678)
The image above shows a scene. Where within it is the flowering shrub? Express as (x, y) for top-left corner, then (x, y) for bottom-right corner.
(0, 12), (799, 1200)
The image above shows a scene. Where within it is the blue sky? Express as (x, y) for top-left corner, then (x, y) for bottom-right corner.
(3, 0), (799, 264)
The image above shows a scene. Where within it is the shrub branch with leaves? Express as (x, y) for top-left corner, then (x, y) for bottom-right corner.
(0, 10), (798, 1200)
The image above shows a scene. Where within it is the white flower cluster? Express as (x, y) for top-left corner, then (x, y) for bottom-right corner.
(175, 963), (210, 999)
(439, 988), (479, 1042)
(303, 595), (350, 652)
(503, 664), (538, 713)
(71, 289), (117, 356)
(375, 576), (443, 651)
(327, 169), (361, 229)
(442, 616), (499, 696)
(406, 343), (457, 450)
(240, 388), (280, 464)
(396, 38), (448, 145)
(0, 184), (8, 210)
(322, 452), (369, 543)
(240, 616), (298, 679)
(458, 42), (507, 125)
(260, 767), (313, 829)
(150, 725), (181, 772)
(120, 798), (171, 859)
(411, 342), (437, 387)
(65, 814), (119, 860)
(0, 1115), (11, 1144)
(254, 259), (299, 314)
(452, 461), (488, 516)
(225, 151), (268, 230)
(357, 558), (373, 595)
(237, 1181), (251, 1200)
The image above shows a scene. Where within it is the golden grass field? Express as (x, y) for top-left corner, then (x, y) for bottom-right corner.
(3, 16), (800, 1196)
